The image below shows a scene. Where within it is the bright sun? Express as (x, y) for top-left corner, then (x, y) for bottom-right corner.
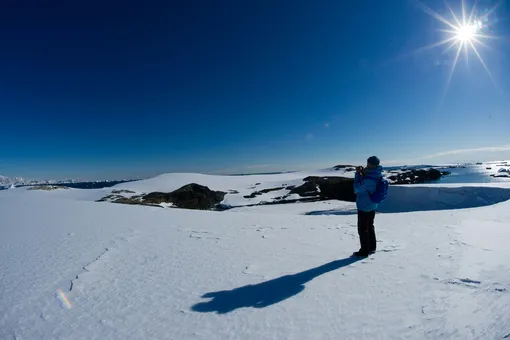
(455, 22), (480, 42)
(414, 0), (499, 94)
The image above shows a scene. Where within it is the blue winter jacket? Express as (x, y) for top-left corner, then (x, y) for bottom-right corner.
(354, 166), (383, 212)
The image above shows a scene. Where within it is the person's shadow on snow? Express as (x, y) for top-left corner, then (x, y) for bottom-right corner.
(191, 256), (361, 314)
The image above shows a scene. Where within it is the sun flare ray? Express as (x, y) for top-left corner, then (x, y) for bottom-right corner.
(445, 1), (463, 27)
(415, 36), (459, 53)
(445, 42), (464, 94)
(468, 40), (496, 84)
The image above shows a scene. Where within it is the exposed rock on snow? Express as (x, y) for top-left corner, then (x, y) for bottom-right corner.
(27, 185), (69, 191)
(111, 189), (136, 194)
(289, 180), (321, 197)
(99, 184), (226, 210)
(243, 187), (283, 199)
(428, 168), (442, 180)
(490, 168), (510, 178)
(96, 193), (160, 207)
(491, 173), (510, 178)
(290, 176), (356, 202)
(387, 168), (449, 185)
(332, 164), (356, 171)
(240, 176), (356, 206)
(143, 183), (226, 210)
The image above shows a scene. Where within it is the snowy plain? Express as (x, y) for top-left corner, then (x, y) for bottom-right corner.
(1, 170), (510, 340)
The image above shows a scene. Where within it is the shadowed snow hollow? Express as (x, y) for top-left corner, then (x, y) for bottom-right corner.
(305, 184), (510, 216)
(377, 185), (510, 213)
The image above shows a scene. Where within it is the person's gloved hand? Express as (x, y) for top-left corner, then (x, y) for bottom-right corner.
(356, 166), (364, 175)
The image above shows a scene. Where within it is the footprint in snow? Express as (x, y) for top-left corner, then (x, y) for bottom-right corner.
(490, 282), (508, 293)
(190, 232), (220, 240)
(242, 264), (266, 278)
(449, 240), (469, 246)
(179, 229), (208, 233)
(444, 278), (481, 289)
(243, 264), (258, 274)
(458, 278), (481, 284)
(379, 244), (402, 252)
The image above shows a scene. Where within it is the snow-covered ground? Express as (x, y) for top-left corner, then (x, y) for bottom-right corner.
(2, 172), (510, 339)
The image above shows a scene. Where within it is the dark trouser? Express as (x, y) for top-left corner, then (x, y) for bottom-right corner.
(357, 210), (376, 253)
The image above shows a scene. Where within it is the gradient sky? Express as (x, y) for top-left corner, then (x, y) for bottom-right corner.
(1, 0), (509, 180)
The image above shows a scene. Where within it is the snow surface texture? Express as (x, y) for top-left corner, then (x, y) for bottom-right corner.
(2, 175), (510, 339)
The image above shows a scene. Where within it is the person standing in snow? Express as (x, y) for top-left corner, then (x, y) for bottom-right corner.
(353, 156), (383, 257)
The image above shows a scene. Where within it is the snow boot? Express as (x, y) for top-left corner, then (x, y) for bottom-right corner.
(353, 250), (369, 257)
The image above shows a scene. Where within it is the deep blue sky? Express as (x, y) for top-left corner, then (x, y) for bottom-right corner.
(1, 0), (509, 180)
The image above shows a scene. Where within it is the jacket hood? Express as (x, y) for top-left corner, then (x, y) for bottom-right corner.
(364, 166), (383, 178)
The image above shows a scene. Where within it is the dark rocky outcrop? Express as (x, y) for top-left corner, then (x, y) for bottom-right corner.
(490, 174), (510, 178)
(111, 189), (135, 194)
(491, 169), (509, 178)
(98, 183), (226, 210)
(333, 165), (356, 171)
(290, 176), (356, 202)
(387, 168), (449, 185)
(142, 192), (173, 204)
(446, 165), (466, 168)
(114, 197), (162, 208)
(243, 187), (282, 199)
(289, 181), (319, 197)
(308, 176), (356, 201)
(96, 194), (122, 202)
(217, 196), (324, 211)
(28, 185), (69, 191)
(143, 184), (226, 210)
(428, 168), (442, 180)
(96, 193), (160, 207)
